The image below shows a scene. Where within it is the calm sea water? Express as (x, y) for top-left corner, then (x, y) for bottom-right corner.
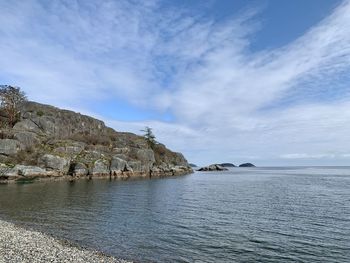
(1, 167), (350, 262)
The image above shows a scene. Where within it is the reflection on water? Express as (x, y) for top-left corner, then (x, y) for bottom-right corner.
(1, 167), (350, 262)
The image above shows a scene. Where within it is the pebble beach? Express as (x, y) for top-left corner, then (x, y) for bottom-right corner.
(0, 219), (130, 263)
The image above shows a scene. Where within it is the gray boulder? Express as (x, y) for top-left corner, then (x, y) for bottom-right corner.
(54, 142), (85, 155)
(92, 159), (110, 176)
(13, 119), (41, 133)
(198, 164), (228, 171)
(0, 165), (18, 179)
(136, 149), (155, 171)
(110, 156), (133, 177)
(0, 139), (22, 155)
(71, 163), (88, 176)
(13, 132), (39, 148)
(31, 116), (57, 134)
(128, 161), (142, 173)
(39, 154), (70, 172)
(110, 157), (128, 171)
(14, 165), (47, 177)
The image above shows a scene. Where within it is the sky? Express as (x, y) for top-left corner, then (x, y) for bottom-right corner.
(1, 0), (350, 166)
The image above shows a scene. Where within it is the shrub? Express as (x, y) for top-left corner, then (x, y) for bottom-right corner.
(68, 132), (112, 146)
(7, 147), (39, 166)
(36, 110), (44, 117)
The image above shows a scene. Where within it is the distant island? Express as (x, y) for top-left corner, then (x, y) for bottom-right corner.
(0, 86), (192, 183)
(219, 163), (236, 167)
(239, 163), (256, 167)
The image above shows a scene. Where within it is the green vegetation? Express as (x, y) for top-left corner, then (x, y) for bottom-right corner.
(141, 126), (157, 149)
(36, 110), (44, 116)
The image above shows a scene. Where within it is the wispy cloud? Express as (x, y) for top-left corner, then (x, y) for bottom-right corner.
(280, 153), (336, 160)
(1, 0), (350, 165)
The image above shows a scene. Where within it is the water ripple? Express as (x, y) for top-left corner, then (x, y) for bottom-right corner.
(1, 167), (350, 262)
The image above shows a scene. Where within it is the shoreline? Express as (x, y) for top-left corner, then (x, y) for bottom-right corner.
(0, 169), (193, 184)
(0, 219), (131, 263)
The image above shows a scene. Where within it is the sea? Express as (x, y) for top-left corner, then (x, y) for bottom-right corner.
(0, 167), (349, 262)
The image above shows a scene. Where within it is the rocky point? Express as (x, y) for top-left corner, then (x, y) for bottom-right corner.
(0, 101), (192, 182)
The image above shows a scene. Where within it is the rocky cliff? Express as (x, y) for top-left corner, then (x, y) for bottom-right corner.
(0, 101), (192, 182)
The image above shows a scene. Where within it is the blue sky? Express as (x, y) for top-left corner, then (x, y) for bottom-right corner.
(1, 0), (350, 166)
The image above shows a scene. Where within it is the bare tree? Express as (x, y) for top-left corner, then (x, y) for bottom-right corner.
(0, 85), (27, 126)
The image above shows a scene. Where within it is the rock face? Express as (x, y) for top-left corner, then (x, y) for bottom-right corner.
(13, 131), (39, 148)
(0, 101), (192, 182)
(15, 165), (47, 177)
(71, 163), (88, 176)
(0, 139), (22, 156)
(92, 159), (110, 176)
(38, 154), (69, 172)
(239, 163), (255, 167)
(198, 164), (228, 171)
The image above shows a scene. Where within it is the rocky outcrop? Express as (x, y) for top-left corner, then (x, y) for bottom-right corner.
(38, 154), (70, 173)
(15, 165), (47, 177)
(13, 131), (39, 148)
(220, 163), (236, 167)
(91, 159), (110, 176)
(135, 149), (155, 173)
(19, 102), (107, 138)
(0, 101), (192, 182)
(239, 163), (255, 167)
(13, 119), (41, 133)
(110, 156), (130, 177)
(70, 163), (88, 177)
(197, 164), (228, 171)
(0, 139), (22, 156)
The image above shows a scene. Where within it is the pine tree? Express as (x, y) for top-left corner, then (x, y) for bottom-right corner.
(141, 126), (157, 149)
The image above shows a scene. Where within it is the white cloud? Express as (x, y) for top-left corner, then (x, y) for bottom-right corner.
(1, 0), (350, 165)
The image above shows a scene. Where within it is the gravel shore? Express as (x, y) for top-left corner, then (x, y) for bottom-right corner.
(0, 219), (131, 263)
